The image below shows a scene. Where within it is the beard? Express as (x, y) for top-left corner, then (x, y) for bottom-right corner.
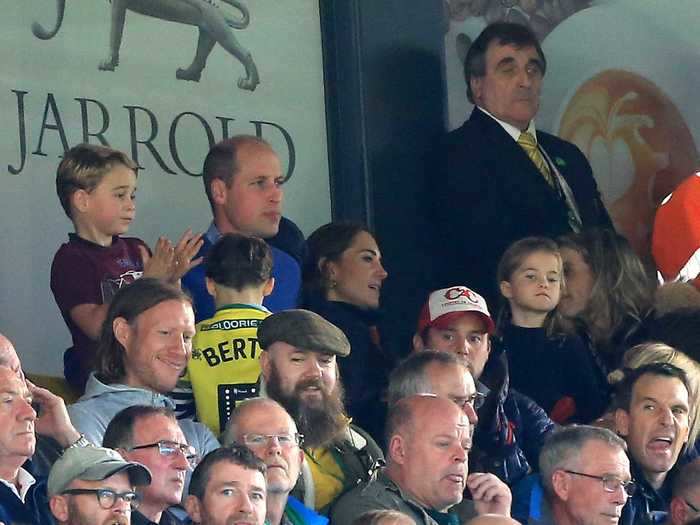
(266, 363), (348, 448)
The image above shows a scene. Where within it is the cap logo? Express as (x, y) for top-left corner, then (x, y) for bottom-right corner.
(444, 287), (479, 304)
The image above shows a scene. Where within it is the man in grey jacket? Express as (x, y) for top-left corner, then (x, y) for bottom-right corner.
(330, 395), (511, 525)
(67, 278), (219, 457)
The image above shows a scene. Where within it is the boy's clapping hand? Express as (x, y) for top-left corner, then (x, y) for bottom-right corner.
(170, 228), (204, 281)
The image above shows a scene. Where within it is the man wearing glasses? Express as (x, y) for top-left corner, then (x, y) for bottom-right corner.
(412, 286), (555, 487)
(532, 425), (633, 525)
(104, 406), (198, 525)
(48, 445), (151, 525)
(223, 397), (327, 525)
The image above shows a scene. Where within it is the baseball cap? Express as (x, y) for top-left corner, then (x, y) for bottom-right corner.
(48, 446), (152, 496)
(417, 286), (495, 334)
(258, 309), (351, 357)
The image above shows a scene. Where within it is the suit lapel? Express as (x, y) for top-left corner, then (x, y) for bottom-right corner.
(467, 108), (568, 220)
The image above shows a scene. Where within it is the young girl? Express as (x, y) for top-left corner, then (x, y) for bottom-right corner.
(496, 236), (607, 424)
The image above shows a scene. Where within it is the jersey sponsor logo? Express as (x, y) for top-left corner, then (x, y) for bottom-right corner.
(193, 337), (261, 366)
(200, 318), (262, 331)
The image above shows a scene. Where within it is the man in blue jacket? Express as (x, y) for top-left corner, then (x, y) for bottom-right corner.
(182, 135), (302, 322)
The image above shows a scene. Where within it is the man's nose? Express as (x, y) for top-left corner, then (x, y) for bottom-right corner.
(266, 437), (283, 456)
(238, 492), (254, 514)
(268, 183), (283, 203)
(658, 407), (674, 426)
(611, 484), (628, 506)
(453, 443), (468, 462)
(112, 495), (131, 514)
(20, 399), (36, 421)
(463, 403), (478, 426)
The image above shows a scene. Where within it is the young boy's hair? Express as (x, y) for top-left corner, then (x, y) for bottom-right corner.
(206, 233), (273, 291)
(56, 143), (138, 219)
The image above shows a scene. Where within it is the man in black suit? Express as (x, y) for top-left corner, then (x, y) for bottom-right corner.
(434, 22), (612, 305)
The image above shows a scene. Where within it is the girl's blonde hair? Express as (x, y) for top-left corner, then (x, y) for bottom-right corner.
(496, 236), (564, 335)
(609, 341), (700, 447)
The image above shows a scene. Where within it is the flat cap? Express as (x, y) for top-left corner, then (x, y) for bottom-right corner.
(48, 446), (151, 496)
(258, 309), (351, 357)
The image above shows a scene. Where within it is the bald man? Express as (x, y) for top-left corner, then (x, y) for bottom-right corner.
(0, 333), (22, 378)
(331, 395), (511, 525)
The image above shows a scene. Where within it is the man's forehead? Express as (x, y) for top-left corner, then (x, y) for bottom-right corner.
(133, 414), (186, 442)
(0, 367), (27, 393)
(239, 404), (296, 434)
(487, 41), (541, 60)
(210, 462), (266, 487)
(632, 373), (689, 403)
(581, 440), (630, 470)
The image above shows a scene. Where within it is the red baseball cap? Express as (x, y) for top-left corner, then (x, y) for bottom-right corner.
(417, 286), (495, 334)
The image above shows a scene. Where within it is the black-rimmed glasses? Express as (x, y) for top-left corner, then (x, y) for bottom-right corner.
(685, 499), (700, 513)
(62, 489), (140, 510)
(242, 433), (304, 449)
(563, 470), (636, 496)
(128, 440), (199, 468)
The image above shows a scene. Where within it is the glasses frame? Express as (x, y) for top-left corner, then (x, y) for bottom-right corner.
(61, 488), (140, 510)
(242, 432), (304, 449)
(128, 440), (199, 468)
(563, 469), (636, 496)
(686, 499), (700, 513)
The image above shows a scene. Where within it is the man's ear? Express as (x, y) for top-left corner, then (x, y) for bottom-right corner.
(49, 495), (69, 522)
(113, 317), (131, 350)
(499, 281), (512, 299)
(670, 496), (689, 525)
(551, 470), (570, 501)
(388, 435), (407, 465)
(297, 447), (305, 466)
(260, 350), (271, 381)
(263, 277), (275, 298)
(411, 333), (425, 353)
(470, 77), (483, 104)
(205, 277), (217, 298)
(210, 178), (228, 206)
(185, 495), (202, 524)
(615, 408), (630, 437)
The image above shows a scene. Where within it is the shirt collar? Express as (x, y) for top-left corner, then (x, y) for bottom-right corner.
(0, 466), (36, 503)
(477, 106), (537, 142)
(205, 222), (221, 244)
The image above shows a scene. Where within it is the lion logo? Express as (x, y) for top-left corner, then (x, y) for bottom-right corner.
(32, 0), (260, 91)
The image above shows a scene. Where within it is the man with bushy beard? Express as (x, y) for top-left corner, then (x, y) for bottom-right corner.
(257, 310), (384, 515)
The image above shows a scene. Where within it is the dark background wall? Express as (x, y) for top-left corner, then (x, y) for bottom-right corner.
(321, 1), (446, 357)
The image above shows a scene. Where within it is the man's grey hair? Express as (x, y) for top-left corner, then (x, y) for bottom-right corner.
(539, 425), (627, 495)
(387, 350), (465, 406)
(222, 397), (294, 446)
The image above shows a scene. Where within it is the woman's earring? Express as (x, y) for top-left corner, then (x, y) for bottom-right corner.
(329, 279), (337, 289)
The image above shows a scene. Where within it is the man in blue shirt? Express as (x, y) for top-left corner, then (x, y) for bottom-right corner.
(183, 135), (301, 321)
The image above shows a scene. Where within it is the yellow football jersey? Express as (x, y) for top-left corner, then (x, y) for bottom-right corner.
(187, 303), (270, 435)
